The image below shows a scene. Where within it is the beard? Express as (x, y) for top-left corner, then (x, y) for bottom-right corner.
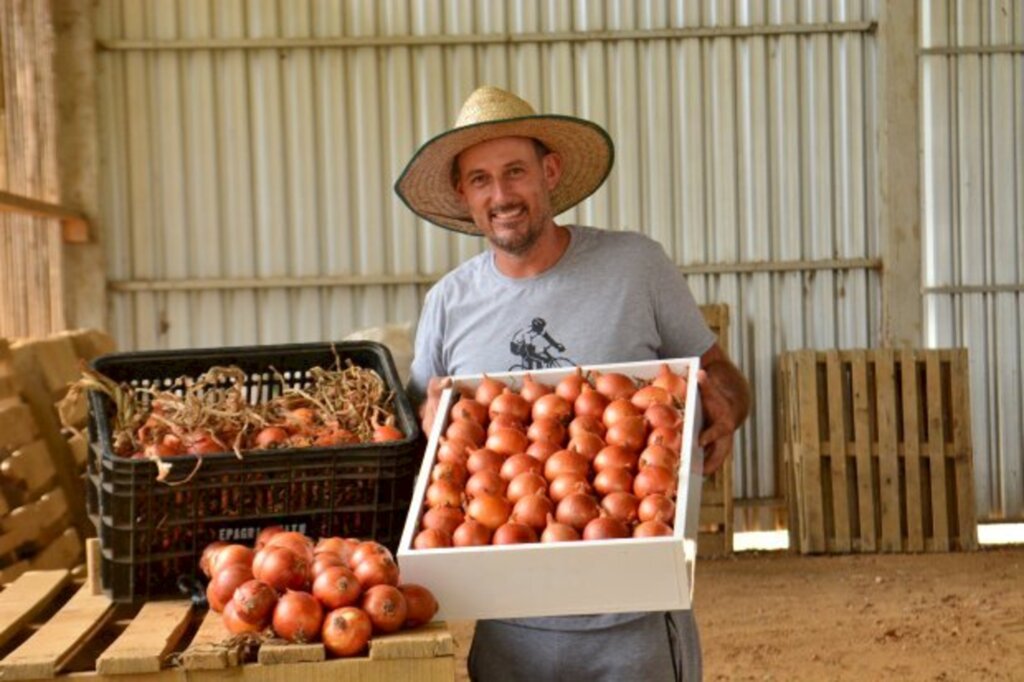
(485, 202), (547, 256)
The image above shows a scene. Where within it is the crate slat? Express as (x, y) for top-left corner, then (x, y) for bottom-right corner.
(824, 351), (851, 552)
(1, 440), (57, 496)
(874, 349), (902, 552)
(96, 600), (193, 675)
(179, 609), (244, 670)
(368, 622), (454, 660)
(31, 527), (82, 571)
(0, 580), (113, 680)
(900, 349), (925, 551)
(849, 351), (877, 552)
(257, 642), (325, 665)
(950, 350), (978, 551)
(925, 353), (950, 551)
(794, 351), (825, 553)
(0, 403), (38, 451)
(0, 569), (70, 650)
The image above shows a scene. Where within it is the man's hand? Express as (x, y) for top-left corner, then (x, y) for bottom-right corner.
(697, 344), (751, 475)
(420, 376), (452, 436)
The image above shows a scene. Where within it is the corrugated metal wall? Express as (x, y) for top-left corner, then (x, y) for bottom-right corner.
(94, 0), (883, 510)
(921, 0), (1024, 520)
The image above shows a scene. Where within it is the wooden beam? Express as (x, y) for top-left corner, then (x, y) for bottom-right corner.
(0, 191), (89, 243)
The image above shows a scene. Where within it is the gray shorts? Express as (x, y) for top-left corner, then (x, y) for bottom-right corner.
(468, 611), (701, 682)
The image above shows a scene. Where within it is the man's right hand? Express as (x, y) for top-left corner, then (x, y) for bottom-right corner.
(420, 376), (452, 436)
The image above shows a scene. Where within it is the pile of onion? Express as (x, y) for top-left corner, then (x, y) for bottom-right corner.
(201, 527), (438, 658)
(414, 366), (687, 547)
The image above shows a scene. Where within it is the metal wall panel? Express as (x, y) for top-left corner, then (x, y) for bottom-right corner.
(921, 0), (1024, 520)
(95, 0), (881, 511)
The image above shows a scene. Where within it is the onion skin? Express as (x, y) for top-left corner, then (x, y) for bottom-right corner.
(601, 492), (641, 525)
(548, 474), (592, 503)
(467, 448), (505, 475)
(353, 554), (400, 589)
(465, 469), (507, 499)
(489, 390), (531, 423)
(252, 546), (310, 593)
(526, 417), (566, 446)
(437, 437), (473, 466)
(634, 520), (674, 537)
(606, 416), (648, 452)
(593, 466), (634, 496)
(532, 394), (573, 425)
(349, 541), (393, 568)
(446, 418), (486, 447)
(506, 471), (548, 503)
(648, 426), (682, 451)
(511, 492), (555, 531)
(425, 479), (463, 508)
(631, 385), (672, 410)
(594, 372), (637, 401)
(421, 506), (464, 537)
(573, 386), (610, 420)
(644, 403), (682, 431)
(451, 397), (489, 426)
(583, 516), (631, 541)
(321, 607), (372, 657)
(633, 465), (679, 499)
(312, 566), (362, 610)
(639, 444), (680, 471)
(223, 599), (265, 634)
(593, 445), (639, 473)
(466, 493), (511, 530)
(485, 427), (530, 457)
(543, 449), (589, 482)
(487, 414), (526, 435)
(568, 414), (606, 440)
(362, 585), (408, 634)
(207, 563), (254, 613)
(432, 461), (469, 488)
(500, 453), (543, 481)
(602, 399), (641, 428)
(541, 515), (581, 543)
(638, 494), (676, 524)
(210, 544), (255, 577)
(452, 520), (492, 546)
(475, 376), (506, 407)
(492, 522), (538, 545)
(399, 584), (439, 628)
(200, 541), (228, 578)
(567, 432), (605, 460)
(556, 492), (601, 531)
(525, 440), (560, 462)
(519, 374), (552, 404)
(555, 368), (587, 403)
(413, 528), (453, 549)
(273, 590), (324, 643)
(652, 364), (688, 400)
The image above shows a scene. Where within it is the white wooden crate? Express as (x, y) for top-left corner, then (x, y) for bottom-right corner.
(397, 358), (704, 621)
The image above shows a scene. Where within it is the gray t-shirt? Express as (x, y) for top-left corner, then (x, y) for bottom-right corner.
(409, 224), (716, 630)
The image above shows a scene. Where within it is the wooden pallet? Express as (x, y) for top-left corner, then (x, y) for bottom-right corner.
(697, 304), (734, 556)
(0, 542), (455, 681)
(780, 349), (977, 554)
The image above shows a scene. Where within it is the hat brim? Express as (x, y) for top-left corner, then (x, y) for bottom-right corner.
(394, 115), (614, 236)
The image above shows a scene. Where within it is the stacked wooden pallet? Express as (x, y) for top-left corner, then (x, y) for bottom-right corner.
(780, 348), (977, 554)
(697, 304), (734, 557)
(0, 542), (455, 681)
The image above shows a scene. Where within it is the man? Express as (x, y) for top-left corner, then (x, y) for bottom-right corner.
(396, 86), (750, 681)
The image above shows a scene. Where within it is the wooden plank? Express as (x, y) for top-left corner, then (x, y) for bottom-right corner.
(874, 349), (902, 552)
(794, 351), (825, 553)
(900, 349), (925, 551)
(925, 352), (950, 551)
(824, 350), (851, 552)
(185, 656), (456, 682)
(699, 503), (727, 527)
(4, 486), (69, 541)
(66, 431), (89, 468)
(258, 642), (326, 665)
(1, 439), (57, 495)
(55, 329), (116, 361)
(0, 561), (30, 586)
(31, 527), (82, 570)
(0, 569), (71, 649)
(850, 350), (877, 551)
(0, 581), (113, 680)
(0, 526), (31, 557)
(10, 338), (80, 400)
(779, 359), (800, 551)
(0, 403), (38, 450)
(368, 622), (455, 660)
(949, 349), (977, 550)
(180, 609), (244, 670)
(96, 600), (193, 674)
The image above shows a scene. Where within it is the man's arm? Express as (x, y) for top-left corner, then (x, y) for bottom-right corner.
(697, 342), (751, 475)
(419, 376), (451, 436)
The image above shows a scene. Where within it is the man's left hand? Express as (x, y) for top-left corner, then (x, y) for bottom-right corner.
(696, 344), (751, 475)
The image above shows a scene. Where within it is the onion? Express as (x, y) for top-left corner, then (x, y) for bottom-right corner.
(548, 473), (592, 503)
(452, 520), (492, 546)
(506, 471), (548, 503)
(583, 516), (630, 540)
(574, 386), (609, 420)
(265, 532), (314, 564)
(350, 541), (393, 568)
(210, 544), (254, 577)
(425, 479), (463, 508)
(413, 528), (452, 549)
(639, 444), (680, 471)
(446, 418), (485, 447)
(321, 606), (372, 657)
(285, 407), (317, 433)
(437, 437), (473, 466)
(353, 554), (400, 589)
(421, 506), (464, 537)
(451, 396), (488, 426)
(489, 390), (531, 423)
(362, 585), (407, 633)
(373, 424), (404, 442)
(253, 546), (310, 593)
(466, 448), (506, 475)
(493, 522), (538, 545)
(475, 375), (506, 407)
(511, 492), (554, 530)
(602, 399), (641, 428)
(525, 440), (559, 462)
(312, 566), (362, 609)
(568, 415), (606, 440)
(648, 426), (682, 451)
(567, 432), (605, 460)
(606, 416), (648, 451)
(526, 417), (566, 446)
(254, 426), (290, 449)
(593, 466), (634, 496)
(487, 414), (526, 435)
(485, 427), (530, 457)
(633, 465), (678, 498)
(638, 494), (676, 525)
(255, 526), (284, 551)
(207, 562), (254, 613)
(531, 394), (572, 425)
(634, 520), (673, 537)
(593, 445), (639, 473)
(312, 552), (347, 578)
(399, 584), (439, 628)
(273, 590), (324, 643)
(519, 374), (552, 404)
(466, 493), (511, 530)
(652, 364), (688, 401)
(555, 367), (587, 402)
(645, 403), (682, 431)
(541, 514), (580, 542)
(543, 449), (589, 481)
(594, 371), (637, 401)
(466, 469), (507, 498)
(223, 599), (264, 634)
(601, 492), (641, 525)
(432, 461), (469, 488)
(631, 385), (672, 410)
(556, 492), (601, 531)
(500, 453), (543, 481)
(314, 537), (353, 560)
(200, 541), (228, 578)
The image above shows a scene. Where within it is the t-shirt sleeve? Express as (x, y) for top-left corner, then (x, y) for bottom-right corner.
(647, 240), (718, 359)
(407, 285), (447, 407)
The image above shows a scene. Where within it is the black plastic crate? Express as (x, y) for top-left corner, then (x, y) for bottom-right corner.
(86, 341), (422, 602)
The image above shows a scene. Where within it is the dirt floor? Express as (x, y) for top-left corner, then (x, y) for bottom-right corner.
(449, 545), (1024, 681)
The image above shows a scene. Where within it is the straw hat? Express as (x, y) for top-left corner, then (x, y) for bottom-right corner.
(394, 86), (614, 235)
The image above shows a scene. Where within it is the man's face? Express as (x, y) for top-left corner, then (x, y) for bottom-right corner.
(455, 136), (562, 257)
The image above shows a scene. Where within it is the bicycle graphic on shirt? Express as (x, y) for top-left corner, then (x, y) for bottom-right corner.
(508, 318), (575, 370)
